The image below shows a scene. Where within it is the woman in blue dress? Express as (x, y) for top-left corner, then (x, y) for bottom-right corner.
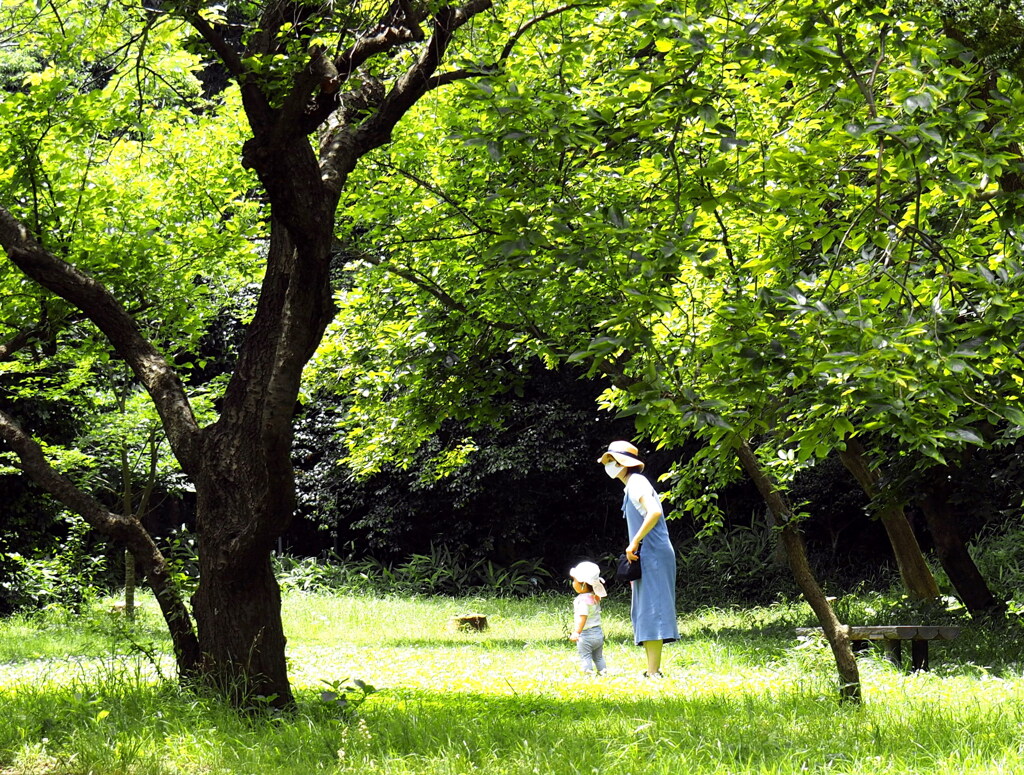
(598, 440), (679, 677)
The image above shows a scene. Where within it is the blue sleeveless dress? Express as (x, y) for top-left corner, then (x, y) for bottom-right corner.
(622, 474), (679, 645)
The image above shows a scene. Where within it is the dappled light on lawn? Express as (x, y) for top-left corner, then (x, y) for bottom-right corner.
(4, 592), (1024, 774)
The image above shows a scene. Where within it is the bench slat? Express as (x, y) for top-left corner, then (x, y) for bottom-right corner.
(795, 625), (959, 641)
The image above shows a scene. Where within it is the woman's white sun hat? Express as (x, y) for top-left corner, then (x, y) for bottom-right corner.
(570, 561), (607, 598)
(597, 440), (645, 472)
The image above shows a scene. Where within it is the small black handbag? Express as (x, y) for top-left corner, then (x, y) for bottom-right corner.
(616, 545), (642, 582)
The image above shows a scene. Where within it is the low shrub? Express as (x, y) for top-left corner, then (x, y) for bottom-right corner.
(676, 520), (797, 606)
(968, 520), (1024, 609)
(273, 547), (553, 598)
(0, 514), (107, 614)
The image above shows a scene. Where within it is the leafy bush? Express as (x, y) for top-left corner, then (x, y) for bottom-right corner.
(676, 519), (797, 606)
(274, 554), (352, 593)
(0, 513), (107, 613)
(160, 525), (199, 599)
(967, 521), (1024, 607)
(0, 552), (65, 611)
(827, 586), (966, 628)
(273, 548), (552, 598)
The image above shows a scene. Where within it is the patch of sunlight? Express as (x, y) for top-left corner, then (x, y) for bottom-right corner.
(286, 638), (826, 703)
(0, 654), (172, 688)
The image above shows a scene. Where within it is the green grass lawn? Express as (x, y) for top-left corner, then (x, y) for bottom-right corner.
(2, 591), (1024, 774)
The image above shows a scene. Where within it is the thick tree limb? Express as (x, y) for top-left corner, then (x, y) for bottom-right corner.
(335, 20), (426, 81)
(0, 407), (201, 674)
(367, 0), (491, 136)
(319, 0), (493, 191)
(0, 329), (34, 361)
(0, 206), (202, 473)
(179, 8), (245, 77)
(354, 0), (493, 153)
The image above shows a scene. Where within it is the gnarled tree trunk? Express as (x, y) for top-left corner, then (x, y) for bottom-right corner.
(736, 440), (861, 703)
(191, 551), (289, 703)
(187, 409), (308, 705)
(0, 0), (543, 708)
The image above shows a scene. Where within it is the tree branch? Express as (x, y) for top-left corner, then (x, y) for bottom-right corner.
(378, 160), (500, 236)
(318, 0), (493, 190)
(0, 328), (34, 361)
(0, 406), (201, 674)
(360, 251), (517, 328)
(352, 0), (493, 154)
(181, 9), (246, 77)
(0, 206), (202, 473)
(426, 2), (593, 89)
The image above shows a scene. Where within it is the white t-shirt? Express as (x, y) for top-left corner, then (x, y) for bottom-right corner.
(573, 592), (602, 630)
(624, 472), (661, 516)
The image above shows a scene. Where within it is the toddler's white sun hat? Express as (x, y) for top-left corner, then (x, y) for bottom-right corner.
(570, 561), (607, 598)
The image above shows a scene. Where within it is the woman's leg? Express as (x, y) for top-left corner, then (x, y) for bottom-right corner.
(642, 639), (663, 675)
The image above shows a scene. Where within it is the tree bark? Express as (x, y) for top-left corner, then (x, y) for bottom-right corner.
(735, 440), (861, 703)
(917, 467), (1004, 615)
(838, 438), (940, 600)
(178, 0), (496, 706)
(187, 415), (300, 705)
(191, 549), (289, 705)
(124, 550), (137, 620)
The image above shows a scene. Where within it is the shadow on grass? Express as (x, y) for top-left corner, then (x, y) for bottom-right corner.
(3, 651), (1024, 774)
(376, 631), (795, 664)
(0, 615), (172, 665)
(350, 684), (1023, 774)
(376, 637), (569, 650)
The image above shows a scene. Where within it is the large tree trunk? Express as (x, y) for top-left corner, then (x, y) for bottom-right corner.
(192, 551), (289, 705)
(917, 467), (1004, 615)
(839, 438), (940, 600)
(189, 426), (296, 706)
(736, 440), (861, 703)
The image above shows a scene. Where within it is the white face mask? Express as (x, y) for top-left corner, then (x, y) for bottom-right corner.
(604, 461), (624, 479)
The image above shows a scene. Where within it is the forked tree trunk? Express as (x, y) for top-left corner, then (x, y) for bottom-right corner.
(839, 438), (940, 600)
(0, 0), (510, 709)
(917, 467), (1004, 615)
(735, 440), (861, 703)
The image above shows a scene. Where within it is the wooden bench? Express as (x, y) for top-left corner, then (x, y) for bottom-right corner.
(796, 626), (960, 672)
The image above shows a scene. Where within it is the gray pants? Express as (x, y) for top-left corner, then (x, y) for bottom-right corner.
(576, 626), (606, 673)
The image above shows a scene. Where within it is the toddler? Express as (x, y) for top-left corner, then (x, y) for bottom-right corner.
(568, 561), (607, 674)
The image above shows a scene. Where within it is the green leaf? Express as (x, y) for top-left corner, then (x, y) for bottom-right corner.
(944, 428), (984, 445)
(903, 93), (934, 113)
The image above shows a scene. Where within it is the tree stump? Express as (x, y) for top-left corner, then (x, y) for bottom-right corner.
(449, 614), (488, 632)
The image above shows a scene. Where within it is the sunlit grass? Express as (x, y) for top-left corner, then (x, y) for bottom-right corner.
(2, 590), (1024, 773)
